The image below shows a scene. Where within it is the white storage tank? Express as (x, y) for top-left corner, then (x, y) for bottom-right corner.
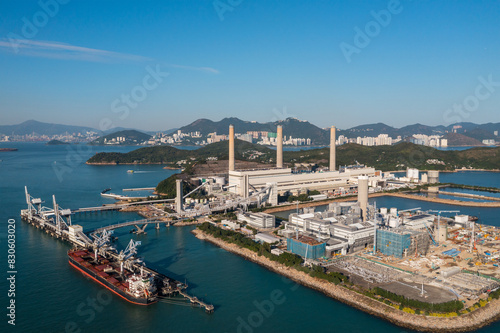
(454, 215), (469, 225)
(421, 173), (428, 184)
(389, 217), (398, 228)
(428, 170), (440, 183)
(380, 207), (388, 216)
(213, 177), (226, 186)
(390, 207), (398, 216)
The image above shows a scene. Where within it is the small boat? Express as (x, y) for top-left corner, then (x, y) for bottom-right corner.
(127, 170), (134, 173)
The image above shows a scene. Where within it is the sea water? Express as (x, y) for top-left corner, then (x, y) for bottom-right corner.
(1, 143), (499, 332)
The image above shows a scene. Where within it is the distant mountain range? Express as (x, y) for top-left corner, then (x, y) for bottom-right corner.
(1, 119), (499, 146)
(0, 120), (177, 137)
(177, 118), (499, 145)
(0, 120), (96, 136)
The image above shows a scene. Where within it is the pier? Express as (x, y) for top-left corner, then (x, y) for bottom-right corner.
(178, 290), (214, 313)
(90, 218), (172, 235)
(123, 187), (156, 192)
(20, 187), (214, 313)
(73, 204), (127, 214)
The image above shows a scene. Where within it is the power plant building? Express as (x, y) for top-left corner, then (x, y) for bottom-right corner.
(285, 203), (376, 255)
(287, 236), (326, 259)
(226, 124), (378, 199)
(229, 167), (377, 195)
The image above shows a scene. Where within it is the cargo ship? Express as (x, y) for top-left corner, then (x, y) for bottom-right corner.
(68, 248), (184, 305)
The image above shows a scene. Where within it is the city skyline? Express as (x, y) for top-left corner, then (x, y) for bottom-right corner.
(1, 1), (499, 131)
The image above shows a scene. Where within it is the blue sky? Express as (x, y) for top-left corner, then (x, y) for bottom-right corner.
(0, 0), (499, 131)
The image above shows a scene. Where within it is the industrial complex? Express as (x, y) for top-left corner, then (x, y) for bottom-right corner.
(22, 122), (500, 326)
(170, 123), (500, 311)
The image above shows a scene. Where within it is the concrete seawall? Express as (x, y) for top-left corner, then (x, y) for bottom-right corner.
(192, 229), (500, 332)
(385, 193), (500, 208)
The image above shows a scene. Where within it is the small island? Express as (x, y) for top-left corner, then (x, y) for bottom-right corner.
(46, 139), (70, 145)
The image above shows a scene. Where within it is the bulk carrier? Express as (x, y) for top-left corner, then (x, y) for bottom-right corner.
(68, 240), (186, 305)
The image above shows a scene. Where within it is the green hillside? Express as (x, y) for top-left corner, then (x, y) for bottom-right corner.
(87, 139), (275, 165)
(90, 130), (151, 145)
(284, 142), (500, 171)
(88, 140), (500, 171)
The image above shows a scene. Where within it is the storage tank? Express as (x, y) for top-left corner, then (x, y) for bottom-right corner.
(428, 170), (440, 183)
(213, 177), (226, 186)
(389, 217), (398, 228)
(390, 207), (398, 216)
(421, 173), (428, 184)
(380, 207), (388, 216)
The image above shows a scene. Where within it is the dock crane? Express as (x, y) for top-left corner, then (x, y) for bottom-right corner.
(91, 229), (114, 260)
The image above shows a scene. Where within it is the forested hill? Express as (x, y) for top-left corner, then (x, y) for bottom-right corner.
(87, 141), (500, 171)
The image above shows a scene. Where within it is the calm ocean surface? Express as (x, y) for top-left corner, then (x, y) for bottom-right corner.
(1, 143), (499, 333)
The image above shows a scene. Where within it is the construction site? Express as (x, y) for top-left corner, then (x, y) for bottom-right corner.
(318, 210), (500, 308)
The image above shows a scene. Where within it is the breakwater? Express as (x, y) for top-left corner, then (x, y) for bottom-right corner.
(385, 193), (500, 208)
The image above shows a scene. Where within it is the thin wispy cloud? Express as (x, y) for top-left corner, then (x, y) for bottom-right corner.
(0, 39), (151, 63)
(167, 63), (220, 74)
(0, 39), (219, 73)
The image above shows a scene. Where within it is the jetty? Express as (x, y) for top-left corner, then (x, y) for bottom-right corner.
(178, 290), (214, 313)
(20, 186), (214, 313)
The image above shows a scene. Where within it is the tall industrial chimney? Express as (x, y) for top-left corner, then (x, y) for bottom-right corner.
(330, 126), (336, 171)
(176, 179), (183, 213)
(358, 176), (369, 221)
(229, 124), (235, 171)
(276, 125), (283, 168)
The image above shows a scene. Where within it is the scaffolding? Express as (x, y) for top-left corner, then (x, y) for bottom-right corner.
(287, 237), (326, 259)
(376, 228), (430, 258)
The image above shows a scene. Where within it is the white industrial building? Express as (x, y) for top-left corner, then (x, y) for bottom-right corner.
(255, 233), (280, 244)
(237, 211), (276, 229)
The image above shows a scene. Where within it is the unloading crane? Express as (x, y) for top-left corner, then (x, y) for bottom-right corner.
(91, 229), (114, 259)
(118, 239), (142, 273)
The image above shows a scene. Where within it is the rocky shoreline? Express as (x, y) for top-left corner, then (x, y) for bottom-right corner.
(192, 229), (500, 332)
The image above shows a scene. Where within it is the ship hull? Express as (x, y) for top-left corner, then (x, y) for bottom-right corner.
(68, 256), (156, 306)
